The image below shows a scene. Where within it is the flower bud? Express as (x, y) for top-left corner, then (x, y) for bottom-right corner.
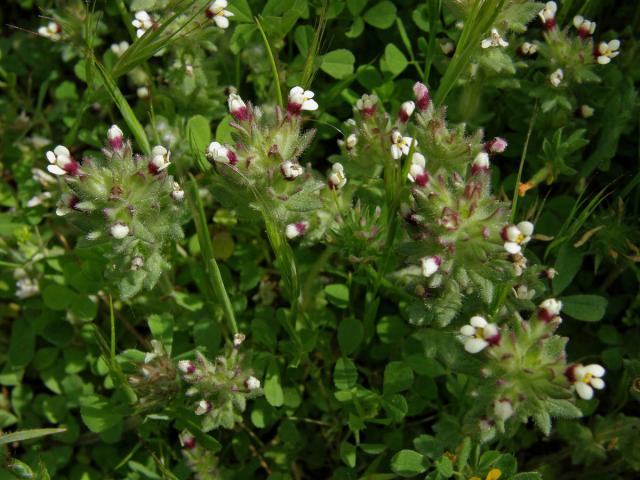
(472, 152), (490, 175)
(131, 256), (144, 271)
(233, 333), (246, 347)
(538, 298), (562, 322)
(413, 82), (430, 112)
(285, 221), (309, 239)
(195, 399), (212, 415)
(328, 163), (347, 189)
(149, 146), (171, 174)
(494, 399), (514, 421)
(398, 101), (415, 123)
(171, 182), (184, 201)
(246, 376), (261, 391)
(228, 93), (251, 121)
(484, 137), (507, 154)
(280, 161), (304, 180)
(178, 360), (196, 375)
(110, 222), (130, 239)
(355, 94), (378, 117)
(207, 142), (237, 165)
(108, 125), (124, 151)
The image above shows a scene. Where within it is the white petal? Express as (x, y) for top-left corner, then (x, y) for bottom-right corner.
(590, 378), (605, 389)
(214, 16), (230, 29)
(484, 323), (499, 337)
(302, 99), (319, 111)
(290, 86), (304, 97)
(47, 165), (66, 175)
(584, 364), (605, 377)
(517, 221), (534, 236)
(470, 316), (487, 328)
(390, 145), (402, 160)
(575, 382), (593, 400)
(504, 242), (521, 254)
(609, 39), (620, 50)
(304, 90), (315, 99)
(597, 56), (610, 65)
(481, 39), (492, 49)
(46, 151), (56, 163)
(54, 145), (70, 156)
(465, 338), (488, 354)
(460, 325), (475, 336)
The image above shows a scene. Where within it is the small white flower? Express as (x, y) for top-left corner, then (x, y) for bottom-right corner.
(407, 152), (429, 186)
(459, 315), (501, 353)
(481, 28), (509, 49)
(281, 161), (305, 180)
(572, 15), (596, 38)
(246, 376), (261, 391)
(287, 86), (318, 113)
(207, 0), (234, 29)
(14, 270), (40, 299)
(538, 298), (562, 322)
(233, 333), (246, 347)
(171, 182), (184, 201)
(132, 11), (154, 38)
(38, 22), (62, 41)
(345, 133), (358, 150)
(56, 193), (76, 216)
(550, 68), (564, 87)
(485, 137), (508, 154)
(471, 152), (490, 174)
(178, 360), (196, 374)
(137, 86), (150, 98)
(228, 93), (250, 121)
(567, 363), (605, 400)
(538, 1), (557, 29)
(595, 40), (620, 65)
(398, 101), (415, 122)
(440, 40), (455, 55)
(510, 252), (528, 276)
(206, 141), (237, 165)
(501, 221), (534, 254)
(494, 399), (514, 421)
(110, 41), (130, 56)
(513, 284), (535, 300)
(107, 124), (124, 150)
(26, 192), (52, 208)
(131, 256), (144, 271)
(149, 145), (171, 173)
(110, 222), (130, 239)
(390, 130), (417, 160)
(328, 163), (347, 190)
(195, 399), (212, 415)
(520, 41), (538, 55)
(285, 221), (309, 239)
(32, 168), (56, 187)
(420, 255), (442, 278)
(46, 145), (79, 176)
(355, 93), (378, 116)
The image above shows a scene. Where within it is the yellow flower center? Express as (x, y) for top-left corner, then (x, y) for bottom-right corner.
(582, 372), (593, 384)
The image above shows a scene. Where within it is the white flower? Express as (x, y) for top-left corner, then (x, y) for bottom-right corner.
(520, 41), (538, 55)
(549, 68), (564, 87)
(246, 376), (261, 391)
(185, 64), (194, 76)
(573, 15), (596, 38)
(38, 22), (62, 41)
(56, 193), (77, 216)
(110, 41), (130, 56)
(178, 360), (196, 374)
(355, 94), (378, 116)
(281, 161), (305, 180)
(328, 163), (347, 189)
(407, 153), (429, 186)
(171, 182), (184, 201)
(149, 145), (171, 173)
(481, 28), (509, 49)
(228, 93), (250, 121)
(46, 145), (79, 176)
(566, 363), (605, 400)
(485, 137), (508, 154)
(494, 399), (514, 421)
(459, 315), (501, 353)
(440, 40), (455, 55)
(131, 256), (144, 271)
(207, 0), (234, 29)
(195, 399), (212, 415)
(285, 221), (309, 239)
(398, 101), (415, 122)
(287, 86), (318, 114)
(345, 133), (358, 150)
(107, 124), (124, 150)
(32, 168), (56, 187)
(26, 192), (52, 208)
(420, 255), (442, 277)
(206, 141), (237, 165)
(390, 130), (417, 160)
(538, 298), (562, 322)
(110, 222), (130, 239)
(14, 270), (40, 299)
(233, 333), (246, 347)
(538, 1), (557, 29)
(132, 11), (154, 38)
(513, 284), (535, 300)
(137, 86), (149, 98)
(595, 40), (620, 65)
(471, 152), (490, 174)
(501, 221), (534, 254)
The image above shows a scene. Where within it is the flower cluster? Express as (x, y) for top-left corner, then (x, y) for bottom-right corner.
(178, 334), (262, 431)
(128, 340), (180, 409)
(48, 126), (185, 298)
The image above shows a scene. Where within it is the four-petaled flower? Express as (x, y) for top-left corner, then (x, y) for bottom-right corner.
(573, 15), (596, 39)
(281, 161), (305, 180)
(149, 145), (171, 174)
(538, 1), (557, 30)
(459, 315), (501, 353)
(38, 22), (62, 41)
(285, 221), (309, 239)
(407, 152), (429, 186)
(207, 142), (237, 165)
(595, 40), (620, 65)
(501, 221), (534, 254)
(328, 163), (347, 189)
(110, 41), (130, 56)
(390, 130), (417, 160)
(206, 0), (234, 29)
(287, 86), (318, 115)
(46, 145), (80, 176)
(481, 28), (509, 49)
(565, 363), (605, 400)
(132, 11), (154, 38)
(538, 298), (562, 323)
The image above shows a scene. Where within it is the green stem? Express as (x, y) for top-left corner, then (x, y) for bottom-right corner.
(510, 104), (537, 222)
(255, 16), (283, 108)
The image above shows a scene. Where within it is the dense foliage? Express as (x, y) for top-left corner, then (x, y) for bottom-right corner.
(1, 0), (639, 479)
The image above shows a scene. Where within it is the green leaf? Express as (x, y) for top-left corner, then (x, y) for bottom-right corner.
(325, 283), (350, 309)
(383, 361), (414, 394)
(187, 115), (212, 173)
(80, 398), (124, 433)
(511, 473), (543, 480)
(340, 441), (357, 467)
(42, 284), (73, 310)
(384, 43), (408, 76)
(562, 295), (608, 322)
(265, 359), (284, 407)
(390, 449), (427, 477)
(545, 399), (583, 419)
(9, 319), (35, 368)
(147, 313), (174, 354)
(320, 49), (355, 79)
(347, 0), (367, 15)
(0, 428), (67, 446)
(435, 455), (453, 477)
(334, 357), (358, 390)
(382, 394), (408, 422)
(338, 318), (364, 355)
(364, 1), (397, 29)
(553, 244), (584, 295)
